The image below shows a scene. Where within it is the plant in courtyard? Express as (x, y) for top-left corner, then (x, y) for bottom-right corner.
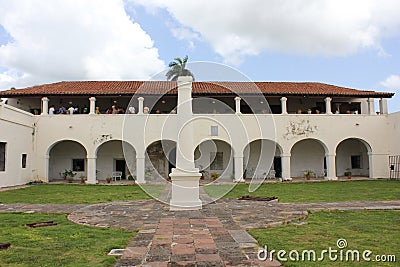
(145, 168), (153, 180)
(26, 179), (45, 185)
(165, 55), (195, 81)
(211, 172), (220, 181)
(62, 169), (76, 183)
(344, 168), (352, 179)
(304, 169), (314, 180)
(80, 175), (86, 184)
(199, 165), (208, 180)
(106, 177), (112, 183)
(127, 174), (136, 181)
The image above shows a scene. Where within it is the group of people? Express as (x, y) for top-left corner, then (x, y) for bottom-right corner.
(48, 104), (89, 115)
(47, 104), (177, 115)
(105, 105), (126, 114)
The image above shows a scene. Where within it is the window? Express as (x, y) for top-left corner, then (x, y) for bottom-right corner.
(0, 142), (5, 171)
(211, 126), (218, 136)
(72, 159), (85, 172)
(210, 152), (223, 170)
(22, 154), (27, 168)
(351, 155), (362, 169)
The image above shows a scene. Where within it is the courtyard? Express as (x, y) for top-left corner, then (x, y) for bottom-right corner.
(0, 180), (399, 266)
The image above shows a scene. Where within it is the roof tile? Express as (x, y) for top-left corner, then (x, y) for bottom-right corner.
(0, 81), (394, 98)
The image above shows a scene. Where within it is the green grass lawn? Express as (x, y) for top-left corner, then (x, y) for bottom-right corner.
(204, 180), (400, 202)
(0, 184), (164, 204)
(249, 210), (400, 266)
(0, 213), (133, 267)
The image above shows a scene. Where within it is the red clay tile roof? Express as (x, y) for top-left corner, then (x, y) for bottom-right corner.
(0, 81), (394, 98)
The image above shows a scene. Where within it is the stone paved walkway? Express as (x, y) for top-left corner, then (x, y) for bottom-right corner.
(1, 189), (399, 266)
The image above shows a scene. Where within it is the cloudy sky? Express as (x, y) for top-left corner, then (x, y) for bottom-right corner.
(0, 0), (399, 111)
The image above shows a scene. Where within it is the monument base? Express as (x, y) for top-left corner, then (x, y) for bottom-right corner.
(325, 176), (338, 181)
(169, 168), (202, 211)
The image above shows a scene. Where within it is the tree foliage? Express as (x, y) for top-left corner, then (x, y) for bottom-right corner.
(165, 55), (195, 81)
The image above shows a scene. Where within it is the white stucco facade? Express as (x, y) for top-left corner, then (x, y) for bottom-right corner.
(0, 80), (399, 188)
(0, 103), (35, 187)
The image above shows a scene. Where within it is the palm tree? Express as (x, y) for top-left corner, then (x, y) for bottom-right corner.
(165, 55), (195, 81)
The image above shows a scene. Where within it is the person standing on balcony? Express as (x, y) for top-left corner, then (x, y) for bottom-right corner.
(68, 104), (75, 115)
(49, 105), (55, 115)
(81, 105), (88, 114)
(58, 105), (66, 114)
(128, 105), (135, 114)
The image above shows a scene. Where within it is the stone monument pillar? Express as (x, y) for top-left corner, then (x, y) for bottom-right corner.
(169, 76), (202, 210)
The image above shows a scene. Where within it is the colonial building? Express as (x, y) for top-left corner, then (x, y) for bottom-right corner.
(0, 79), (399, 188)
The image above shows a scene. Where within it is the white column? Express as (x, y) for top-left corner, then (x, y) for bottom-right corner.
(89, 97), (96, 114)
(136, 156), (145, 184)
(174, 76), (196, 170)
(360, 100), (369, 114)
(41, 97), (49, 115)
(234, 97), (241, 114)
(280, 97), (288, 114)
(324, 97), (332, 114)
(138, 97), (144, 114)
(368, 98), (375, 115)
(281, 154), (291, 181)
(87, 156), (97, 184)
(234, 156), (244, 182)
(170, 76), (201, 210)
(44, 155), (50, 182)
(325, 154), (337, 180)
(379, 98), (388, 115)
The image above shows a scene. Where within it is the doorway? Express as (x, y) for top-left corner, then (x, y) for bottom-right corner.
(115, 159), (126, 180)
(273, 157), (282, 178)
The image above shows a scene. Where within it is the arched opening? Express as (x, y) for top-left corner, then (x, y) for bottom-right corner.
(290, 139), (327, 178)
(48, 140), (87, 181)
(96, 140), (136, 181)
(145, 140), (176, 182)
(243, 139), (282, 179)
(336, 138), (371, 178)
(194, 139), (233, 182)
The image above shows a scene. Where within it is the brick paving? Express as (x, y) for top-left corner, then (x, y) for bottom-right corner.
(1, 186), (399, 266)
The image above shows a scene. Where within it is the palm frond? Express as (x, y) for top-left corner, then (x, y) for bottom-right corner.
(174, 57), (183, 65)
(165, 55), (193, 81)
(168, 62), (178, 68)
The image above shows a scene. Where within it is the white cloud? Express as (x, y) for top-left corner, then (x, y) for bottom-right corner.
(128, 0), (400, 65)
(381, 75), (400, 90)
(170, 26), (200, 49)
(0, 0), (165, 89)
